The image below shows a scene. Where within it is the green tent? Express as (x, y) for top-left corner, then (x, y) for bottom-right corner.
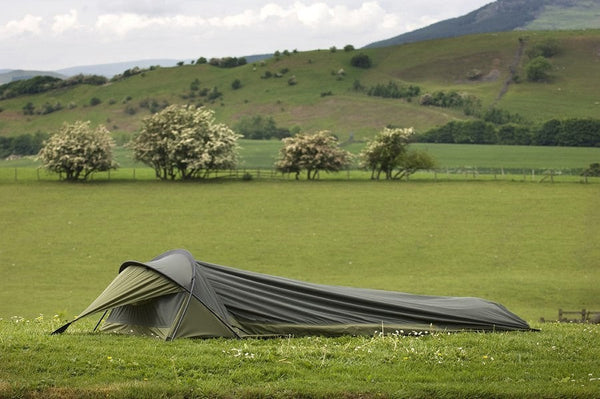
(53, 249), (532, 340)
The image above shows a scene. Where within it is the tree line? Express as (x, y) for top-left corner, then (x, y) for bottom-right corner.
(37, 105), (435, 181)
(0, 132), (48, 158)
(0, 75), (108, 100)
(418, 118), (600, 147)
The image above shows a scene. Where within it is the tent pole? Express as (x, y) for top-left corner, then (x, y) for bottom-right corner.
(168, 276), (197, 340)
(93, 310), (108, 332)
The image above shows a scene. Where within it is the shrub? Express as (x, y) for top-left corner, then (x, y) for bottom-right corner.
(367, 81), (421, 99)
(190, 79), (201, 91)
(525, 56), (552, 82)
(22, 102), (35, 115)
(526, 38), (561, 59)
(39, 102), (63, 115)
(124, 105), (137, 115)
(350, 53), (372, 69)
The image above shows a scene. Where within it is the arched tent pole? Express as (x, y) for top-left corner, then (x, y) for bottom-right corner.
(167, 275), (196, 341)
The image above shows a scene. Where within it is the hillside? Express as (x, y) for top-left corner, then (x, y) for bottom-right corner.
(365, 0), (600, 48)
(0, 30), (599, 140)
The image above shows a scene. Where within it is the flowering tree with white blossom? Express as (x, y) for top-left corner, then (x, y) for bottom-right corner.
(131, 105), (241, 180)
(275, 131), (353, 180)
(38, 120), (117, 181)
(359, 127), (436, 180)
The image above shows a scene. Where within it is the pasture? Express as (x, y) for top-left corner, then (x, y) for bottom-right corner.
(1, 180), (599, 321)
(1, 140), (599, 172)
(1, 178), (599, 397)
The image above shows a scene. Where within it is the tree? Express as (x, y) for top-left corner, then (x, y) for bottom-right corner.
(275, 131), (353, 180)
(526, 38), (560, 59)
(22, 102), (35, 115)
(350, 53), (372, 69)
(359, 127), (435, 180)
(582, 163), (600, 177)
(130, 104), (241, 180)
(525, 56), (552, 82)
(38, 121), (117, 181)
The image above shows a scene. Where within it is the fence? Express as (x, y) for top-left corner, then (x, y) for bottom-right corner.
(540, 309), (600, 323)
(1, 166), (597, 184)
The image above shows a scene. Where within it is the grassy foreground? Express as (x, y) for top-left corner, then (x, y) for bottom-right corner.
(1, 180), (598, 397)
(1, 317), (598, 398)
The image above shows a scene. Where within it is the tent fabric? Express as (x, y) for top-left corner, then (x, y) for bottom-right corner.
(52, 249), (532, 339)
(77, 265), (183, 320)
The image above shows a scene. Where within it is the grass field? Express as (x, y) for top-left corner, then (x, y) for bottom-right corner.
(1, 141), (599, 172)
(1, 178), (599, 397)
(1, 181), (598, 321)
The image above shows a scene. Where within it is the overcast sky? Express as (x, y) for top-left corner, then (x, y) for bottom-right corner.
(1, 0), (492, 71)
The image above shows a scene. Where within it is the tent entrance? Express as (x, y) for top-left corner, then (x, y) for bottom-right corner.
(52, 263), (240, 339)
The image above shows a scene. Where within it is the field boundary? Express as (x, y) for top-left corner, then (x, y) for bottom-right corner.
(0, 166), (596, 184)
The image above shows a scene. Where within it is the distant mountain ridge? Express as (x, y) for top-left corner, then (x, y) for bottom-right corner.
(55, 59), (186, 78)
(365, 0), (600, 48)
(0, 70), (67, 85)
(0, 54), (273, 84)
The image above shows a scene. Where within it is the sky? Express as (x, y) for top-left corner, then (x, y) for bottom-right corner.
(1, 0), (492, 71)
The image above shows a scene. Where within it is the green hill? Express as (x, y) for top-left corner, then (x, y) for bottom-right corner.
(1, 30), (599, 141)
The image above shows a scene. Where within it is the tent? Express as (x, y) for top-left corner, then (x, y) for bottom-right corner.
(52, 249), (532, 340)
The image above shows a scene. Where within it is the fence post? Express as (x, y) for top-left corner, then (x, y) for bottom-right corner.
(14, 168), (17, 182)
